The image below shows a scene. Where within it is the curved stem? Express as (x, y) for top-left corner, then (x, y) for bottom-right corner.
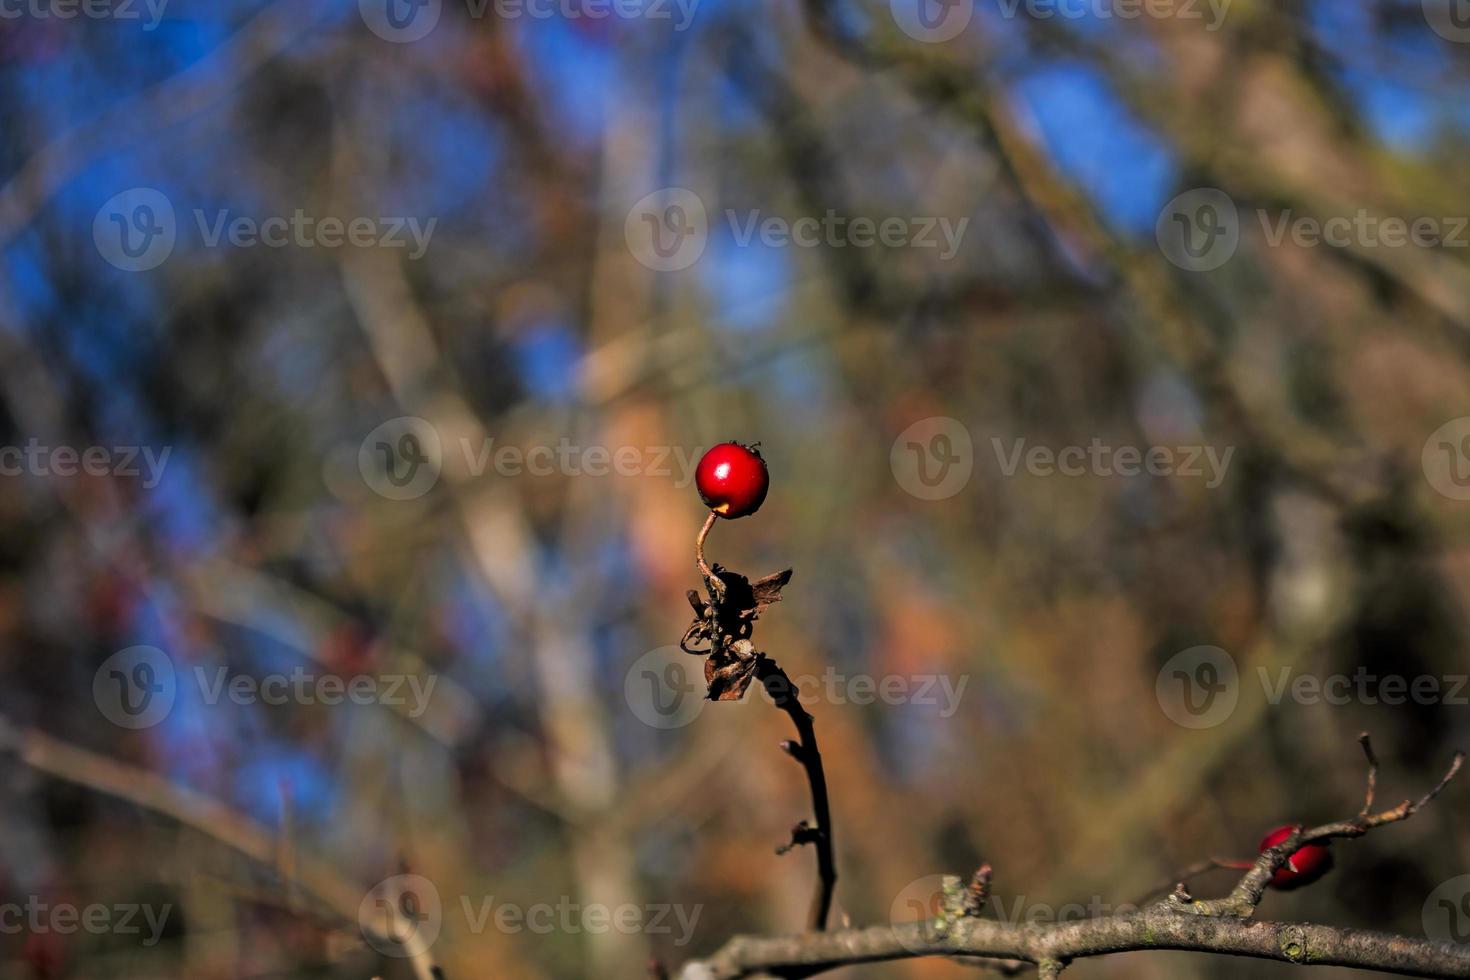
(696, 511), (718, 584)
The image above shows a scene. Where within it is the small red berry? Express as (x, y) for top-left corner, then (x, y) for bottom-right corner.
(1260, 824), (1333, 890)
(695, 442), (769, 519)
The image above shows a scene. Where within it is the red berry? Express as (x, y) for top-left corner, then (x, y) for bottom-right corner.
(695, 442), (769, 519)
(1260, 824), (1333, 890)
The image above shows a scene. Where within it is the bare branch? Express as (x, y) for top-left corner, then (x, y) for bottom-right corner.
(758, 660), (837, 932)
(1174, 745), (1465, 919)
(677, 739), (1466, 980)
(675, 913), (1470, 980)
(0, 717), (445, 980)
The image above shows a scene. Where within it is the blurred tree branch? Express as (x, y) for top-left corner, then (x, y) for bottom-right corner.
(0, 714), (446, 980)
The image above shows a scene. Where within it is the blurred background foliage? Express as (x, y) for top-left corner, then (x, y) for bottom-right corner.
(2, 0), (1470, 977)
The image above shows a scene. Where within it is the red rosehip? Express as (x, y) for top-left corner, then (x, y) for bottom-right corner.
(1260, 824), (1333, 890)
(695, 442), (769, 519)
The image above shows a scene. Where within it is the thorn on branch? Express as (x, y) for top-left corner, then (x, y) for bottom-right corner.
(776, 820), (821, 856)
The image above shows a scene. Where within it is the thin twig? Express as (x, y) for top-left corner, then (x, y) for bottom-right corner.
(1359, 732), (1380, 818)
(758, 660), (837, 932)
(1132, 857), (1253, 907)
(1162, 744), (1464, 919)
